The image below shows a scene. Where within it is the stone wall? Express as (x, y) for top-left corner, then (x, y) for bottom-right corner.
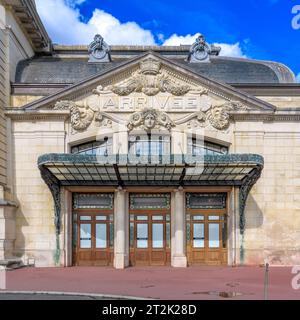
(234, 121), (300, 265)
(12, 120), (66, 266)
(0, 7), (8, 186)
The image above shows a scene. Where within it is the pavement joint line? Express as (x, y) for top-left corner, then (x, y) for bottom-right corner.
(0, 291), (151, 300)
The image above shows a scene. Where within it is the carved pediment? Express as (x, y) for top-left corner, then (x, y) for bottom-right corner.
(49, 54), (275, 134)
(24, 52), (276, 119)
(93, 57), (207, 97)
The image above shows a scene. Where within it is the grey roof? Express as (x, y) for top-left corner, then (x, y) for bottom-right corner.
(176, 56), (295, 84)
(15, 53), (296, 85)
(15, 58), (125, 84)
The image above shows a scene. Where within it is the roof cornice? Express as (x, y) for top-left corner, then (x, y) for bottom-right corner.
(3, 0), (52, 52)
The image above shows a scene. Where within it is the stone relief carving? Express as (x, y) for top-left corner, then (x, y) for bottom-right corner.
(54, 98), (250, 133)
(94, 112), (115, 128)
(54, 100), (126, 132)
(188, 34), (221, 63)
(93, 58), (194, 97)
(176, 101), (250, 130)
(54, 100), (94, 131)
(88, 34), (110, 62)
(127, 108), (175, 131)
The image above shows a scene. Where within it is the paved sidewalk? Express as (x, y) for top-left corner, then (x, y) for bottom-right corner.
(1, 266), (300, 300)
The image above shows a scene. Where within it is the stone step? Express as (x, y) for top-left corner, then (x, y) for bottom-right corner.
(0, 258), (24, 270)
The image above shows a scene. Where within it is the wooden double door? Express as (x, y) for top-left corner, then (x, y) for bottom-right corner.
(129, 211), (171, 266)
(186, 210), (227, 265)
(73, 210), (114, 266)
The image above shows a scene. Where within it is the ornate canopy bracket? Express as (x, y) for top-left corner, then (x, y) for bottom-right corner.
(39, 166), (62, 235)
(239, 165), (263, 235)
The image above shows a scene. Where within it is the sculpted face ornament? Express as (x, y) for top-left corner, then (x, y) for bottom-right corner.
(144, 112), (156, 129)
(127, 109), (175, 131)
(54, 100), (94, 131)
(207, 105), (230, 130)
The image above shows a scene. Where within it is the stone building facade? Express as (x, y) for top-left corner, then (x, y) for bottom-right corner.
(0, 1), (299, 268)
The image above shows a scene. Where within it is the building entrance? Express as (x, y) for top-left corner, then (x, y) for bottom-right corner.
(186, 193), (228, 265)
(129, 194), (171, 266)
(72, 193), (114, 266)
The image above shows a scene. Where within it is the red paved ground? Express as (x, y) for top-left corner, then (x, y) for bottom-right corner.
(1, 266), (300, 300)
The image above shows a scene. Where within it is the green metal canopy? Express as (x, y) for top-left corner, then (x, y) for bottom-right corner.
(38, 153), (264, 235)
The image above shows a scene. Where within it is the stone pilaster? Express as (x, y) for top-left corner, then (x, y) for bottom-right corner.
(0, 197), (17, 260)
(113, 188), (129, 269)
(171, 187), (187, 267)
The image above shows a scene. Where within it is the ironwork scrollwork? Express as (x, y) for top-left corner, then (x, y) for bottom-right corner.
(239, 166), (263, 235)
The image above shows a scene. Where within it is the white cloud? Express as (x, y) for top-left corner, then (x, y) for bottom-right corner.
(296, 73), (300, 83)
(35, 0), (155, 45)
(163, 33), (201, 46)
(89, 9), (155, 45)
(65, 0), (87, 7)
(35, 1), (248, 57)
(214, 42), (247, 58)
(163, 32), (247, 58)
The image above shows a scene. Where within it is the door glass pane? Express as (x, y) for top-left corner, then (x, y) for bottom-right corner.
(186, 222), (191, 241)
(208, 215), (219, 221)
(80, 224), (91, 248)
(152, 223), (164, 248)
(166, 223), (170, 248)
(193, 215), (204, 221)
(72, 223), (77, 248)
(109, 223), (114, 247)
(137, 216), (148, 221)
(152, 215), (164, 221)
(80, 216), (91, 221)
(130, 223), (134, 247)
(96, 224), (107, 248)
(193, 223), (204, 248)
(96, 216), (107, 221)
(222, 222), (227, 249)
(137, 223), (148, 248)
(209, 223), (220, 248)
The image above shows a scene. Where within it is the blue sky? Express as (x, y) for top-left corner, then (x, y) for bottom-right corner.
(36, 0), (300, 80)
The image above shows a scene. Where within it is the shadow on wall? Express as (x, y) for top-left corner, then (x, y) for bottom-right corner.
(13, 205), (29, 263)
(244, 194), (264, 229)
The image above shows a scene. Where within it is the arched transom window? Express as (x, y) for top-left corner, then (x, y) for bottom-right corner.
(71, 137), (113, 156)
(129, 134), (171, 157)
(188, 137), (228, 156)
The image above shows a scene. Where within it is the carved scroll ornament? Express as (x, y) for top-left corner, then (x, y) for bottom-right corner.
(176, 101), (250, 130)
(54, 100), (127, 132)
